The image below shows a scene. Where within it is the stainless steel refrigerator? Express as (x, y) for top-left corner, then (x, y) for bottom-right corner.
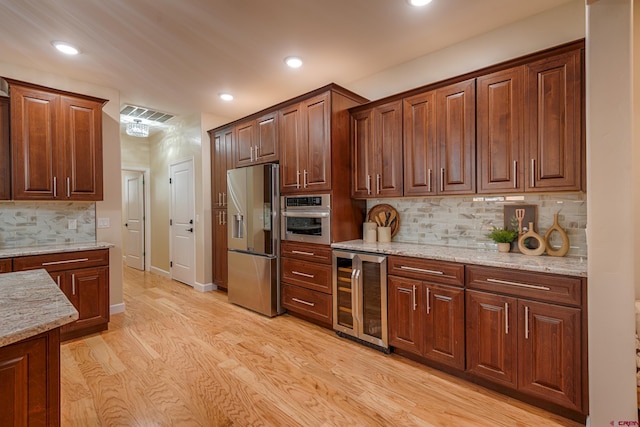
(227, 163), (282, 317)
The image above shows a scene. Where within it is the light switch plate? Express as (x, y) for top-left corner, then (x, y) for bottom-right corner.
(68, 219), (77, 230)
(97, 217), (110, 229)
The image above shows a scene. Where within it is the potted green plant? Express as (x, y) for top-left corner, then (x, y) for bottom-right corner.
(486, 227), (518, 253)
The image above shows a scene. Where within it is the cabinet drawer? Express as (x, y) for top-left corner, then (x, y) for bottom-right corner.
(281, 257), (332, 294)
(281, 241), (332, 264)
(388, 256), (464, 287)
(0, 259), (11, 273)
(466, 265), (582, 307)
(13, 249), (109, 273)
(282, 283), (332, 325)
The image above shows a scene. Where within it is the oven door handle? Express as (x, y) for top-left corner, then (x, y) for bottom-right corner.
(281, 211), (330, 218)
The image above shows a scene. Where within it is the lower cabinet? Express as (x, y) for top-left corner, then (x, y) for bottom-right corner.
(0, 328), (61, 426)
(212, 208), (228, 289)
(465, 265), (585, 416)
(387, 256), (465, 370)
(13, 249), (110, 341)
(0, 258), (11, 273)
(280, 241), (333, 327)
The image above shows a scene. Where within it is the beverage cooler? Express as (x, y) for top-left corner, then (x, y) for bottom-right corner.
(332, 250), (388, 351)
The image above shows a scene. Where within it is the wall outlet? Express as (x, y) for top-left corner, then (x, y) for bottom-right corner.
(97, 217), (110, 229)
(68, 219), (77, 230)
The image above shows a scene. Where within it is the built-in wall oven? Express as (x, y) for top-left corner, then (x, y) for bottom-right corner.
(281, 194), (331, 245)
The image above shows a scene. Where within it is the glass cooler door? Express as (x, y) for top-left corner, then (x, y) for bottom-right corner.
(332, 251), (356, 336)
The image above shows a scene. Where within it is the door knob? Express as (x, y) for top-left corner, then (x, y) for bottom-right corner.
(187, 227), (194, 233)
(189, 219), (194, 224)
(125, 223), (128, 227)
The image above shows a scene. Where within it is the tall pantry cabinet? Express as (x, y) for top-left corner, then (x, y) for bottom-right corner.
(210, 126), (233, 289)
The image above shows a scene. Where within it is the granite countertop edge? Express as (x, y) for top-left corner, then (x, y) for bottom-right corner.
(331, 240), (587, 278)
(0, 241), (114, 259)
(0, 270), (79, 348)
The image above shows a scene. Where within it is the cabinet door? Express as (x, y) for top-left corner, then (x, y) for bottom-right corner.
(255, 112), (278, 163)
(0, 96), (10, 200)
(0, 259), (10, 273)
(388, 276), (423, 355)
(212, 127), (233, 208)
(526, 49), (582, 191)
(436, 79), (476, 194)
(212, 209), (228, 289)
(234, 120), (254, 167)
(301, 92), (331, 192)
(424, 283), (465, 370)
(10, 85), (58, 200)
(351, 109), (373, 198)
(466, 290), (517, 388)
(60, 95), (103, 200)
(403, 91), (437, 196)
(0, 331), (59, 427)
(518, 299), (582, 412)
(373, 101), (403, 197)
(63, 267), (109, 333)
(279, 103), (302, 193)
(477, 67), (524, 193)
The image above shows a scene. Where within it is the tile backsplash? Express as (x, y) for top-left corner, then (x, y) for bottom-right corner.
(0, 202), (96, 248)
(367, 192), (587, 258)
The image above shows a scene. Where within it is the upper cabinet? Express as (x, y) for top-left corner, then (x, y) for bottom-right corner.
(6, 79), (106, 201)
(0, 96), (10, 200)
(352, 100), (403, 198)
(403, 79), (476, 196)
(478, 48), (583, 193)
(212, 126), (233, 208)
(234, 111), (278, 167)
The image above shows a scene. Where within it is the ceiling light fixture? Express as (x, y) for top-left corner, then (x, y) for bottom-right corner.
(51, 41), (79, 55)
(407, 0), (433, 6)
(126, 119), (149, 138)
(284, 56), (303, 68)
(219, 93), (234, 101)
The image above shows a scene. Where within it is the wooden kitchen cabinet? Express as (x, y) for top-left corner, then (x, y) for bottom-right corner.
(402, 79), (475, 196)
(0, 96), (10, 200)
(351, 100), (403, 198)
(210, 126), (233, 289)
(525, 49), (582, 191)
(0, 328), (61, 426)
(13, 249), (110, 341)
(234, 111), (278, 168)
(387, 256), (465, 370)
(0, 258), (11, 273)
(465, 265), (586, 415)
(212, 209), (228, 289)
(7, 79), (105, 201)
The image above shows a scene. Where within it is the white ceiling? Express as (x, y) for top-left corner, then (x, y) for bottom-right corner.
(0, 0), (574, 123)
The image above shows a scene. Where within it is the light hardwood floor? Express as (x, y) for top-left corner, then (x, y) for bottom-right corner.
(60, 266), (583, 426)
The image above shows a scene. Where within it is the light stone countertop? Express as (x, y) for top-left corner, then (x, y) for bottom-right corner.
(0, 241), (114, 259)
(331, 240), (587, 277)
(0, 269), (78, 347)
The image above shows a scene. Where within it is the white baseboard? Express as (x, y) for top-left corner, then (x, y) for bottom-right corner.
(110, 303), (126, 315)
(194, 281), (215, 292)
(150, 266), (171, 278)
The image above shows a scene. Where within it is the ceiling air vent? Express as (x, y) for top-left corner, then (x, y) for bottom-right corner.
(120, 105), (174, 124)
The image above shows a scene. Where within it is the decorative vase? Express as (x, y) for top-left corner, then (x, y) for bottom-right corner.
(497, 242), (511, 253)
(544, 213), (570, 257)
(518, 222), (546, 256)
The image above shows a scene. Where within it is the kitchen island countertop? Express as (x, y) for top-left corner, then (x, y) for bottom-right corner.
(331, 240), (587, 277)
(0, 241), (114, 259)
(0, 269), (78, 347)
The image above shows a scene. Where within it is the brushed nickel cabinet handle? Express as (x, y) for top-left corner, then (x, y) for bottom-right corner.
(222, 193), (226, 206)
(53, 177), (57, 198)
(292, 297), (315, 307)
(291, 250), (314, 256)
(42, 258), (90, 266)
(412, 284), (417, 311)
(56, 276), (61, 287)
(513, 161), (517, 189)
(292, 270), (314, 279)
(376, 174), (381, 194)
(255, 145), (259, 159)
(505, 302), (509, 334)
(303, 170), (308, 188)
(426, 286), (431, 314)
(250, 146), (254, 162)
(440, 168), (445, 192)
(524, 305), (530, 339)
(223, 211), (226, 225)
(530, 158), (535, 187)
(66, 177), (71, 198)
(399, 265), (444, 275)
(366, 175), (371, 195)
(296, 170), (301, 189)
(486, 278), (550, 291)
(71, 274), (76, 295)
(427, 169), (432, 193)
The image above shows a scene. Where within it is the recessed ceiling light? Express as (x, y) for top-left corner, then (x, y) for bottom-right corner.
(407, 0), (433, 6)
(284, 56), (303, 69)
(51, 41), (79, 55)
(219, 93), (233, 101)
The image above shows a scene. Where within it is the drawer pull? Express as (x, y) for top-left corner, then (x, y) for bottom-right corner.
(291, 250), (315, 256)
(42, 257), (90, 266)
(292, 271), (314, 279)
(399, 265), (444, 275)
(486, 278), (550, 291)
(425, 286), (430, 314)
(72, 274), (76, 295)
(524, 305), (530, 339)
(292, 297), (315, 307)
(412, 284), (417, 311)
(504, 302), (509, 334)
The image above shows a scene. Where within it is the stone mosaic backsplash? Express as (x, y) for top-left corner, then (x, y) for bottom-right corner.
(366, 192), (587, 258)
(0, 202), (96, 249)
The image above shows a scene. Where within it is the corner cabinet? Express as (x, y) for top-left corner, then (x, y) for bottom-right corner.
(5, 79), (106, 201)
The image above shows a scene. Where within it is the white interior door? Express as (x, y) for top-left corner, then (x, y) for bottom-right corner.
(123, 171), (145, 270)
(170, 159), (195, 286)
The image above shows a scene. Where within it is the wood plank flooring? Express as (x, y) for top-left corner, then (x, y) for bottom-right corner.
(60, 266), (583, 426)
